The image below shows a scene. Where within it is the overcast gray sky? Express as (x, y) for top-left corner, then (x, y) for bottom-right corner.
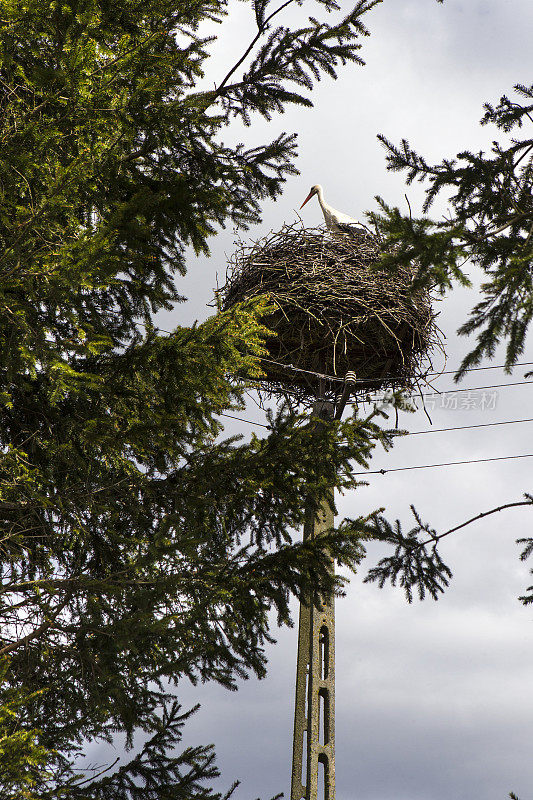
(108, 2), (533, 799)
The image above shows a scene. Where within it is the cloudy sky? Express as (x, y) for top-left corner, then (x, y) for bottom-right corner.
(151, 2), (533, 799)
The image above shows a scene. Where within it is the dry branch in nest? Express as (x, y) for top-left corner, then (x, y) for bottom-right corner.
(221, 224), (439, 405)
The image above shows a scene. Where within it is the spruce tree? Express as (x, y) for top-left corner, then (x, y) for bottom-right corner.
(0, 0), (396, 796)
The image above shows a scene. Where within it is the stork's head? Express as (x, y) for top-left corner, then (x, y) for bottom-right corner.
(300, 184), (322, 209)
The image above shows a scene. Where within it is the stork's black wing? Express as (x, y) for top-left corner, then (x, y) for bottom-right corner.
(335, 222), (367, 238)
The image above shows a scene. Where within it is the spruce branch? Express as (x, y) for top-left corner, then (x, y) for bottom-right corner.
(214, 0), (297, 99)
(418, 495), (533, 549)
(373, 84), (533, 375)
(209, 0), (380, 122)
(365, 496), (533, 604)
(0, 596), (71, 656)
(363, 509), (452, 603)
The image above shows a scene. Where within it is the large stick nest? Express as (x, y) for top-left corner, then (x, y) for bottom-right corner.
(221, 224), (439, 404)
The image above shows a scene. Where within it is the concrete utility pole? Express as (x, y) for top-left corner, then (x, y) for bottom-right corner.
(290, 484), (336, 800)
(290, 374), (355, 800)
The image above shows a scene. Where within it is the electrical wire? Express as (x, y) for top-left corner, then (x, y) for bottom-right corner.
(416, 380), (533, 398)
(220, 412), (270, 428)
(256, 356), (533, 397)
(258, 355), (533, 387)
(428, 361), (533, 378)
(217, 409), (533, 474)
(393, 417), (533, 436)
(353, 452), (533, 476)
(219, 413), (533, 437)
(259, 357), (344, 383)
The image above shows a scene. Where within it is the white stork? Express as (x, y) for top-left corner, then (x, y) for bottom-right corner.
(299, 184), (361, 236)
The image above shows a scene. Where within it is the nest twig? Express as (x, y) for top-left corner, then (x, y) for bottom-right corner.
(221, 223), (439, 405)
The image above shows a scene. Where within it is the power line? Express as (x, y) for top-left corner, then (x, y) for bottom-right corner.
(428, 361), (533, 378)
(354, 452), (533, 476)
(218, 410), (533, 475)
(257, 355), (533, 397)
(220, 412), (270, 428)
(260, 357), (344, 384)
(395, 417), (533, 436)
(416, 380), (533, 398)
(219, 411), (533, 442)
(274, 365), (533, 398)
(258, 355), (533, 387)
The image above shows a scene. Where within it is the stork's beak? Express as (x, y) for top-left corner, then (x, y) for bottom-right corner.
(299, 189), (315, 210)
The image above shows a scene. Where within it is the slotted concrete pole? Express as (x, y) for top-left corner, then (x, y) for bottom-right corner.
(291, 402), (336, 800)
